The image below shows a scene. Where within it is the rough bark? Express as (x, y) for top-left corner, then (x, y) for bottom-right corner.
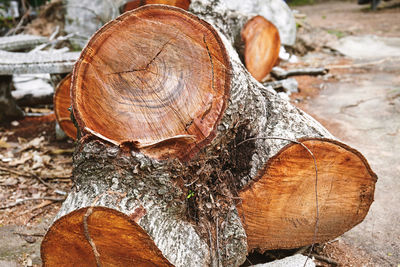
(42, 3), (376, 267)
(0, 50), (79, 75)
(0, 34), (47, 51)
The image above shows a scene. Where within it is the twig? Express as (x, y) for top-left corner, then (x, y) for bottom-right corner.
(5, 7), (32, 36)
(13, 232), (45, 237)
(327, 57), (400, 69)
(237, 136), (319, 267)
(271, 67), (328, 80)
(0, 197), (65, 210)
(312, 253), (338, 266)
(0, 165), (55, 189)
(216, 217), (220, 267)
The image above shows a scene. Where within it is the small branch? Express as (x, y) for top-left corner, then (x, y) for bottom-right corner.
(271, 67), (328, 80)
(13, 232), (45, 237)
(0, 197), (66, 210)
(327, 57), (400, 69)
(312, 253), (338, 266)
(0, 165), (54, 189)
(216, 217), (220, 267)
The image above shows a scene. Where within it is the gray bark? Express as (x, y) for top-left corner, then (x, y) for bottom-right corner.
(54, 2), (333, 266)
(64, 0), (128, 48)
(0, 34), (48, 51)
(0, 50), (79, 75)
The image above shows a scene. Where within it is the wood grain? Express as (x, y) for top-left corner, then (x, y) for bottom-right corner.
(237, 139), (377, 251)
(54, 73), (77, 139)
(241, 16), (280, 82)
(41, 207), (173, 266)
(72, 5), (230, 160)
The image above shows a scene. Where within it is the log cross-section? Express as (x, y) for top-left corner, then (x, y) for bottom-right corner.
(72, 5), (230, 161)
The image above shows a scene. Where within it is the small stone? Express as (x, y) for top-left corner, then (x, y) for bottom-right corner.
(24, 235), (36, 244)
(11, 121), (19, 127)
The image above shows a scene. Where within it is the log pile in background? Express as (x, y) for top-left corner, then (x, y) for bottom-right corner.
(41, 2), (376, 266)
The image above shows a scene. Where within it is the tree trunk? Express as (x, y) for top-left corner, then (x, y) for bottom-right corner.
(41, 3), (376, 266)
(0, 76), (24, 121)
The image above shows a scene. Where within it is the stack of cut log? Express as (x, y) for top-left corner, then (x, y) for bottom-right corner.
(41, 2), (376, 266)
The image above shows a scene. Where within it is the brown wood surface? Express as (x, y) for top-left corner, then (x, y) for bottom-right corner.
(54, 73), (77, 139)
(41, 207), (173, 266)
(237, 139), (377, 252)
(123, 0), (190, 12)
(72, 5), (230, 160)
(241, 16), (280, 82)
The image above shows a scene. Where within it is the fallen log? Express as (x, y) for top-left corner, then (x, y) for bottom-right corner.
(0, 34), (47, 51)
(0, 50), (78, 121)
(241, 15), (280, 81)
(271, 67), (329, 80)
(41, 3), (376, 266)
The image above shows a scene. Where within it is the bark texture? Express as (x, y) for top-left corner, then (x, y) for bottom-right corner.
(0, 34), (47, 51)
(42, 3), (376, 267)
(0, 50), (79, 75)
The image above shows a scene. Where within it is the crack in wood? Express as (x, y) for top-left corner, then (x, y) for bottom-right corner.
(108, 39), (172, 75)
(83, 207), (102, 267)
(203, 35), (215, 94)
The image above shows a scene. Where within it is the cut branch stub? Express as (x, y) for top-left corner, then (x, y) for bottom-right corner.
(237, 139), (377, 252)
(241, 15), (280, 82)
(41, 206), (173, 266)
(72, 5), (230, 160)
(54, 73), (77, 140)
(123, 0), (191, 12)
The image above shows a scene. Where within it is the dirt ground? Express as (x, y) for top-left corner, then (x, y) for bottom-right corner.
(0, 0), (399, 266)
(293, 1), (400, 266)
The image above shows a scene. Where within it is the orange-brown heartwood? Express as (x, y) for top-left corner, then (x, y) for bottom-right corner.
(54, 73), (77, 140)
(41, 3), (376, 266)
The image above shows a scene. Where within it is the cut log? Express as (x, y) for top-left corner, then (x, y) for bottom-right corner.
(0, 34), (47, 51)
(54, 73), (77, 140)
(221, 0), (296, 46)
(42, 3), (376, 266)
(41, 206), (173, 266)
(123, 0), (191, 12)
(71, 5), (230, 161)
(237, 138), (376, 252)
(241, 15), (280, 81)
